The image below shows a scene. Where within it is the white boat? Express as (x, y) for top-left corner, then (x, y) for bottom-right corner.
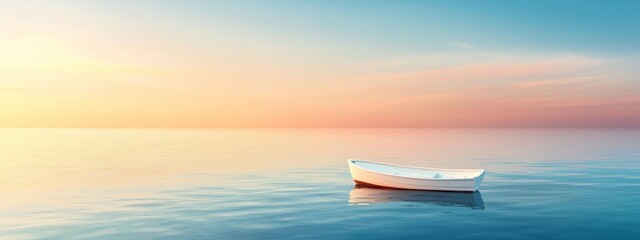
(347, 159), (485, 192)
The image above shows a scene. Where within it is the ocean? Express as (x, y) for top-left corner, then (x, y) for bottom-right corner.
(1, 128), (639, 239)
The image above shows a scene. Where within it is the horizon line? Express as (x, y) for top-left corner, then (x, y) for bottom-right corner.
(2, 127), (640, 129)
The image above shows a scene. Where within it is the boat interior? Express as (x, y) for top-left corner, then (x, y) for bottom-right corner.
(350, 160), (484, 180)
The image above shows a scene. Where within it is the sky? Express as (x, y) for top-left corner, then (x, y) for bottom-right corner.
(1, 0), (639, 128)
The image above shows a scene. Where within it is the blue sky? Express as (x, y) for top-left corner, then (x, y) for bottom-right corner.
(153, 0), (640, 52)
(75, 0), (640, 54)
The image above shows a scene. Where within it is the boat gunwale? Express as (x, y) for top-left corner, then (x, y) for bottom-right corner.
(348, 159), (485, 181)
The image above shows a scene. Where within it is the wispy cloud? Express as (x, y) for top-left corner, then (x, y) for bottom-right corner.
(512, 75), (604, 88)
(446, 41), (473, 49)
(357, 53), (603, 83)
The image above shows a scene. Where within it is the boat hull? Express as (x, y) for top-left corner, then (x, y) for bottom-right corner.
(348, 160), (485, 192)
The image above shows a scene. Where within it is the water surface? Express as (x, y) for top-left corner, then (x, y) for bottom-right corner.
(1, 129), (639, 239)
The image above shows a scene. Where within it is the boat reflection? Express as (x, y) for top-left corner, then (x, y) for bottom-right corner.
(348, 186), (485, 209)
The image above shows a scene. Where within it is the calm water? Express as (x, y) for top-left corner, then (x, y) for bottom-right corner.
(1, 129), (640, 239)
